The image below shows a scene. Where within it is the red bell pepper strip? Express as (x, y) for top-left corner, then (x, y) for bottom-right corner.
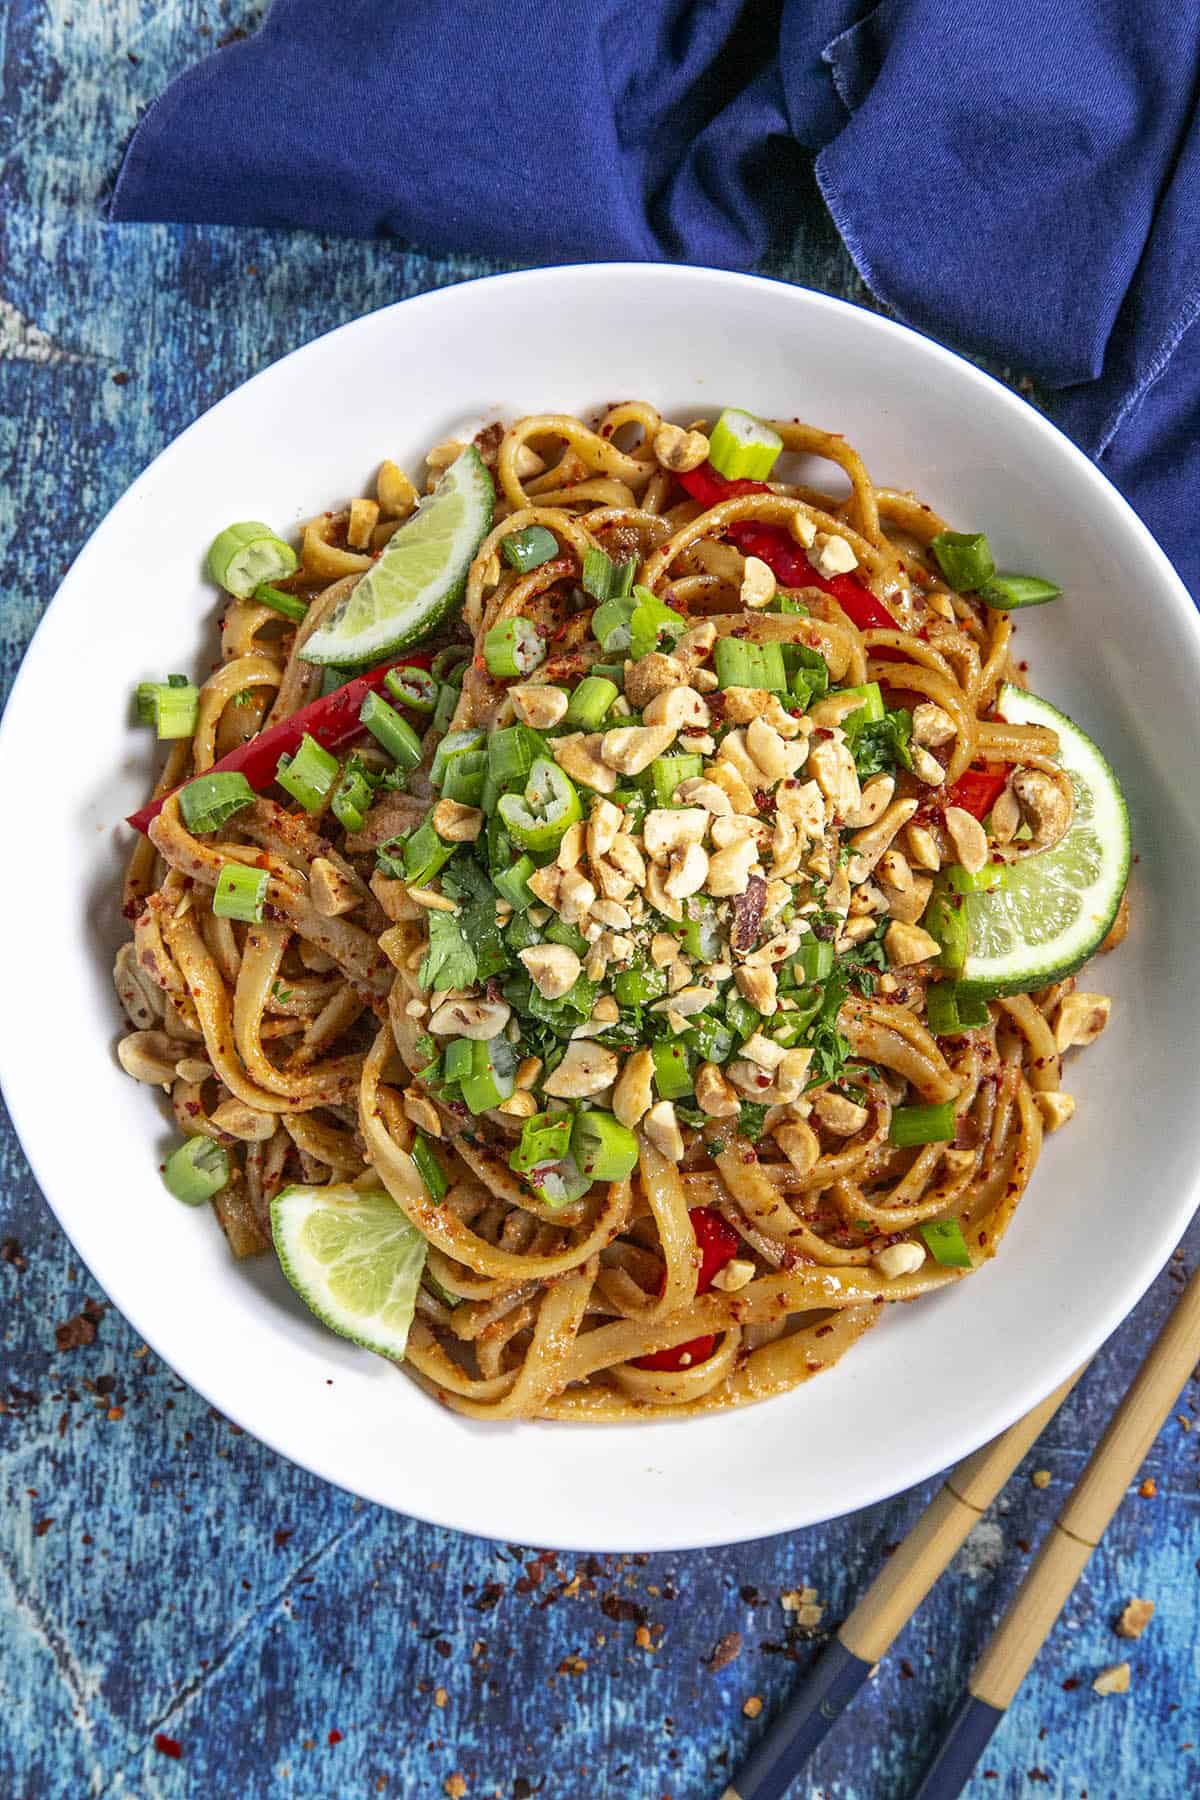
(944, 763), (1008, 821)
(635, 1206), (741, 1373)
(126, 651), (435, 835)
(676, 463), (900, 639)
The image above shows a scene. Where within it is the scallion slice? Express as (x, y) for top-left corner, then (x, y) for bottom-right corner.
(713, 637), (788, 693)
(923, 891), (970, 975)
(253, 582), (308, 624)
(484, 615), (546, 679)
(510, 1112), (574, 1173)
(441, 749), (486, 807)
(920, 1216), (973, 1267)
(707, 408), (783, 483)
(628, 588), (686, 660)
(563, 676), (619, 730)
(430, 728), (484, 792)
(331, 753), (375, 834)
(207, 521), (298, 598)
(497, 759), (582, 853)
(162, 1136), (229, 1205)
(409, 1131), (449, 1202)
(793, 938), (834, 984)
(591, 591), (639, 653)
(502, 525), (559, 574)
(152, 682), (200, 740)
(360, 690), (423, 770)
(930, 530), (995, 593)
(276, 732), (339, 811)
(925, 983), (991, 1037)
(978, 574), (1062, 611)
(583, 547), (636, 606)
(384, 665), (437, 714)
(432, 646), (471, 687)
(613, 965), (668, 1005)
(889, 1102), (957, 1148)
(212, 861), (269, 923)
(458, 1038), (517, 1114)
(526, 1154), (593, 1209)
(493, 855), (536, 911)
(652, 1040), (692, 1101)
(571, 1110), (639, 1182)
(178, 771), (255, 834)
(838, 681), (885, 732)
(643, 753), (703, 808)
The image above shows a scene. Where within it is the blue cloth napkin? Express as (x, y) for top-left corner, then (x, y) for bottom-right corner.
(111, 0), (1200, 598)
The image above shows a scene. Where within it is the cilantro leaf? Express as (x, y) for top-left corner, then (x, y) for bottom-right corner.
(847, 707), (914, 780)
(737, 1101), (770, 1142)
(419, 909), (476, 992)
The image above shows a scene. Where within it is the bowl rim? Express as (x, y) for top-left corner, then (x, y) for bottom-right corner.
(3, 261), (1198, 1551)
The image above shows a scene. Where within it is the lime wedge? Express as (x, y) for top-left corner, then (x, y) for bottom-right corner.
(271, 1184), (427, 1360)
(301, 446), (493, 667)
(958, 684), (1130, 998)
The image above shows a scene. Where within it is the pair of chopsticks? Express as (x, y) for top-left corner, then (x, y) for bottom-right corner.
(722, 1268), (1200, 1800)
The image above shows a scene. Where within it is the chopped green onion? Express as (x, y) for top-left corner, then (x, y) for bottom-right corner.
(920, 1217), (974, 1268)
(794, 938), (834, 984)
(542, 917), (588, 955)
(571, 1110), (639, 1182)
(925, 983), (990, 1037)
(923, 890), (970, 975)
(724, 991), (759, 1043)
(889, 1102), (958, 1148)
(431, 647), (471, 686)
(510, 1111), (574, 1173)
(707, 408), (783, 483)
(674, 895), (722, 963)
(384, 665), (437, 714)
(563, 676), (619, 730)
(429, 728), (484, 791)
(504, 907), (542, 952)
(441, 749), (486, 807)
(943, 861), (1009, 895)
(206, 521), (298, 598)
(978, 574), (1061, 611)
(150, 682), (200, 739)
(713, 637), (788, 693)
(610, 785), (646, 834)
(360, 690), (422, 770)
(484, 615), (546, 679)
(485, 724), (543, 794)
(502, 525), (559, 574)
(212, 861), (269, 923)
(838, 682), (885, 732)
(930, 530), (995, 593)
(589, 661), (625, 688)
(526, 1154), (593, 1209)
(628, 588), (686, 660)
(442, 1039), (475, 1086)
(276, 732), (339, 811)
(409, 1131), (448, 1201)
(494, 854), (537, 911)
(253, 582), (308, 624)
(613, 965), (668, 1006)
(683, 1013), (734, 1065)
(498, 759), (582, 853)
(458, 1037), (516, 1114)
(652, 1040), (692, 1101)
(431, 682), (459, 735)
(162, 1135), (229, 1205)
(583, 547), (636, 606)
(331, 754), (375, 834)
(178, 771), (255, 834)
(591, 591), (639, 653)
(643, 753), (703, 809)
(377, 819), (454, 887)
(773, 595), (809, 616)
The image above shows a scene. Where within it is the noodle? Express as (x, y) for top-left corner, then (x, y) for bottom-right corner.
(114, 403), (1123, 1423)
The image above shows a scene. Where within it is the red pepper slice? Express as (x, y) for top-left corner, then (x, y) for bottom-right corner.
(676, 462), (901, 641)
(126, 652), (435, 835)
(944, 763), (1008, 821)
(635, 1206), (741, 1373)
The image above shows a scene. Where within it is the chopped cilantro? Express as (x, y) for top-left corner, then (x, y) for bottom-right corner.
(419, 908), (476, 992)
(847, 707), (914, 780)
(737, 1101), (770, 1142)
(271, 980), (294, 1003)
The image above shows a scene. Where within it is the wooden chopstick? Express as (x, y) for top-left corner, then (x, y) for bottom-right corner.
(913, 1268), (1200, 1800)
(721, 1367), (1086, 1800)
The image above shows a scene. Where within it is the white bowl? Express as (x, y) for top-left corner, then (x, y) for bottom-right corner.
(3, 265), (1197, 1551)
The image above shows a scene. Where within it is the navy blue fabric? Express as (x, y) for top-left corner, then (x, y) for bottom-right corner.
(110, 0), (1200, 596)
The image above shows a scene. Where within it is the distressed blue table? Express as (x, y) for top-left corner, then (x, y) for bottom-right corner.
(2, 6), (1198, 1797)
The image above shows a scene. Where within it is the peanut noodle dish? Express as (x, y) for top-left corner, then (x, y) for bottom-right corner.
(116, 402), (1130, 1421)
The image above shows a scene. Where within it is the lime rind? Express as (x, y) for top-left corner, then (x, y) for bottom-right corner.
(957, 684), (1130, 998)
(301, 445), (494, 667)
(271, 1184), (427, 1361)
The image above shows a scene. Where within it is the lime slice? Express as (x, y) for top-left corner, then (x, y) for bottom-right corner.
(301, 446), (494, 667)
(271, 1183), (427, 1360)
(958, 684), (1130, 998)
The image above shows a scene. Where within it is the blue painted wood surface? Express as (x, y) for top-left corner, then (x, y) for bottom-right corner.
(1, 5), (1198, 1795)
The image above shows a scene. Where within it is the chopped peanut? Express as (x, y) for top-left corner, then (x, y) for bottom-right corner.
(884, 921), (941, 967)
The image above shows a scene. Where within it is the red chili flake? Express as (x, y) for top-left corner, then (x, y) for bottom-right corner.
(328, 1729), (343, 1746)
(153, 1734), (182, 1759)
(33, 1518), (54, 1537)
